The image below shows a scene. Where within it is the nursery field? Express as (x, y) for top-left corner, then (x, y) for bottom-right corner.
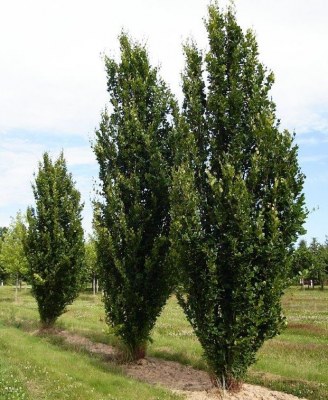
(0, 286), (327, 400)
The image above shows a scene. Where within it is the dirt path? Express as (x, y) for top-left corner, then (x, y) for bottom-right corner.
(54, 331), (308, 400)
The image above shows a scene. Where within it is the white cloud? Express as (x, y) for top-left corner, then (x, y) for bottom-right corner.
(1, 0), (327, 137)
(0, 139), (41, 207)
(64, 146), (97, 167)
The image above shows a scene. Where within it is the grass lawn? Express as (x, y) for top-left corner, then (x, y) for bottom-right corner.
(248, 288), (328, 400)
(0, 286), (327, 399)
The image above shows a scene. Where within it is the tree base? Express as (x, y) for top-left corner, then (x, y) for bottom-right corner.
(123, 344), (147, 362)
(39, 319), (56, 330)
(210, 373), (243, 393)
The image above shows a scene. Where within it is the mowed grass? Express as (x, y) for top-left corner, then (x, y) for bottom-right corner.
(0, 323), (182, 400)
(0, 286), (327, 400)
(0, 288), (180, 400)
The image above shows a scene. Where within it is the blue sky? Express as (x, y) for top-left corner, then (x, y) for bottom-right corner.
(0, 0), (327, 243)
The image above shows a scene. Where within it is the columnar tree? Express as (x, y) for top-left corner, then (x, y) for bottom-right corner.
(170, 3), (307, 389)
(26, 152), (85, 328)
(93, 33), (177, 359)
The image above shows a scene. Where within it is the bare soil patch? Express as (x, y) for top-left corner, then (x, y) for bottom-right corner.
(45, 330), (308, 400)
(124, 357), (307, 400)
(57, 330), (117, 359)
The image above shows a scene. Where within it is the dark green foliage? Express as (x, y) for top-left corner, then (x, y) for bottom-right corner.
(26, 152), (85, 327)
(0, 226), (7, 282)
(170, 2), (307, 388)
(93, 33), (177, 359)
(0, 227), (8, 282)
(0, 227), (8, 239)
(0, 261), (6, 283)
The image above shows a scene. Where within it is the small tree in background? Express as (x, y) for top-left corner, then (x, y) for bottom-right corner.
(170, 2), (307, 389)
(0, 227), (8, 284)
(322, 238), (328, 288)
(0, 213), (28, 297)
(93, 33), (177, 359)
(291, 240), (313, 285)
(85, 235), (99, 295)
(309, 238), (327, 290)
(291, 238), (328, 289)
(26, 152), (85, 328)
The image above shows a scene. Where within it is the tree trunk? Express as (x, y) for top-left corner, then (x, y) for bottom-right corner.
(93, 275), (96, 296)
(40, 318), (56, 330)
(130, 344), (147, 361)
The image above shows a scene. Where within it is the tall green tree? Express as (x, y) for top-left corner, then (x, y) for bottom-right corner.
(0, 213), (28, 294)
(93, 33), (177, 359)
(170, 2), (307, 389)
(26, 152), (85, 328)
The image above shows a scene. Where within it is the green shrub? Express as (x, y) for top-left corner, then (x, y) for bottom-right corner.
(93, 33), (177, 359)
(26, 152), (85, 327)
